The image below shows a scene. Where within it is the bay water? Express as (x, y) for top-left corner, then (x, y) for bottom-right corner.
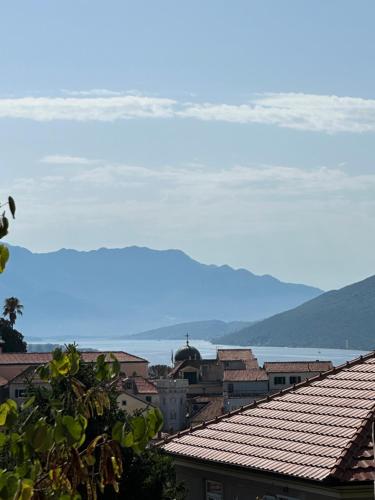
(28, 337), (367, 367)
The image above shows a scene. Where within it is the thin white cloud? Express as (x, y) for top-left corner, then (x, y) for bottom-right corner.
(0, 95), (176, 121)
(179, 93), (375, 133)
(62, 88), (124, 97)
(0, 92), (374, 133)
(41, 155), (100, 165)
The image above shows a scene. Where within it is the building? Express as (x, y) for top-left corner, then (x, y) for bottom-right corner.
(155, 378), (189, 433)
(163, 351), (375, 499)
(117, 391), (157, 413)
(122, 375), (160, 406)
(189, 396), (224, 426)
(171, 340), (262, 398)
(0, 351), (149, 403)
(264, 361), (333, 392)
(223, 369), (269, 411)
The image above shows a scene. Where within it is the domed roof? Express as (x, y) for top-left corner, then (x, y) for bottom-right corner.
(174, 336), (201, 362)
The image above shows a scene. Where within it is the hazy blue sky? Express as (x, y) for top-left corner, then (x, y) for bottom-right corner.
(1, 1), (375, 290)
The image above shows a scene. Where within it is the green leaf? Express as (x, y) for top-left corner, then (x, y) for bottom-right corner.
(18, 478), (34, 500)
(111, 421), (123, 442)
(8, 197), (16, 219)
(0, 245), (9, 273)
(21, 396), (35, 411)
(62, 415), (85, 445)
(0, 432), (7, 447)
(0, 217), (9, 240)
(130, 415), (146, 443)
(121, 430), (134, 448)
(0, 399), (17, 426)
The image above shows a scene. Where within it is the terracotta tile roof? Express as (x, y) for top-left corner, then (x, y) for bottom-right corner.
(0, 376), (8, 387)
(244, 359), (260, 370)
(264, 361), (333, 373)
(224, 369), (268, 382)
(0, 351), (147, 364)
(217, 349), (254, 361)
(163, 351), (375, 483)
(133, 376), (158, 395)
(191, 398), (225, 425)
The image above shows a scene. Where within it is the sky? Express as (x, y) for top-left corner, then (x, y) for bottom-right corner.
(1, 0), (375, 290)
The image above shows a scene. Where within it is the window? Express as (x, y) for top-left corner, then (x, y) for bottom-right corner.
(122, 400), (127, 406)
(145, 396), (152, 403)
(289, 376), (301, 384)
(205, 480), (223, 500)
(274, 376), (286, 385)
(183, 371), (197, 384)
(15, 389), (26, 398)
(228, 383), (234, 393)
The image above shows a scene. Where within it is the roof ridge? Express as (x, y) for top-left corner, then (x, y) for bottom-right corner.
(163, 350), (375, 444)
(264, 360), (332, 364)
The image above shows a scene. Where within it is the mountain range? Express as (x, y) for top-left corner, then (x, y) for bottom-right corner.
(126, 320), (254, 341)
(0, 245), (321, 338)
(216, 275), (375, 350)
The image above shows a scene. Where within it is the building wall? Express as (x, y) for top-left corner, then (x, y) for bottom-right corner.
(268, 371), (320, 392)
(201, 361), (222, 381)
(224, 395), (265, 412)
(9, 381), (48, 405)
(223, 379), (269, 397)
(174, 461), (372, 500)
(156, 379), (188, 433)
(116, 392), (150, 413)
(221, 360), (246, 370)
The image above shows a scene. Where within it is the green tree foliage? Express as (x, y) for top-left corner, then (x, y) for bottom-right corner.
(0, 318), (27, 352)
(0, 196), (16, 273)
(104, 448), (185, 500)
(3, 297), (24, 328)
(0, 345), (164, 499)
(148, 364), (171, 378)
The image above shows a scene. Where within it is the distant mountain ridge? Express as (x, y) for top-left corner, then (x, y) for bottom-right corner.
(0, 244), (322, 338)
(215, 274), (375, 350)
(127, 320), (254, 341)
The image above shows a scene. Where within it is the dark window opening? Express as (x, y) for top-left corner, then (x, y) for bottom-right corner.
(274, 376), (286, 385)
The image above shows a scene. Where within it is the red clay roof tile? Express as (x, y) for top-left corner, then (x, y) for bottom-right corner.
(217, 349), (254, 361)
(0, 351), (147, 364)
(163, 351), (375, 483)
(264, 361), (333, 373)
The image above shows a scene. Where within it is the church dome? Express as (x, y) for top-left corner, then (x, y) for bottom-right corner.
(174, 336), (201, 362)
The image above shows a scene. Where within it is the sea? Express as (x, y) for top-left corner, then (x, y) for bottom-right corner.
(27, 337), (367, 367)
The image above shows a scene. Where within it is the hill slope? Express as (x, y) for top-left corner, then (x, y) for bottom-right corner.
(0, 245), (321, 338)
(215, 275), (375, 350)
(127, 320), (254, 340)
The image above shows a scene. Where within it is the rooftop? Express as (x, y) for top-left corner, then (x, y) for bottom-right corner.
(191, 397), (224, 425)
(0, 351), (147, 365)
(264, 361), (333, 373)
(132, 376), (158, 395)
(163, 351), (375, 483)
(217, 349), (255, 361)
